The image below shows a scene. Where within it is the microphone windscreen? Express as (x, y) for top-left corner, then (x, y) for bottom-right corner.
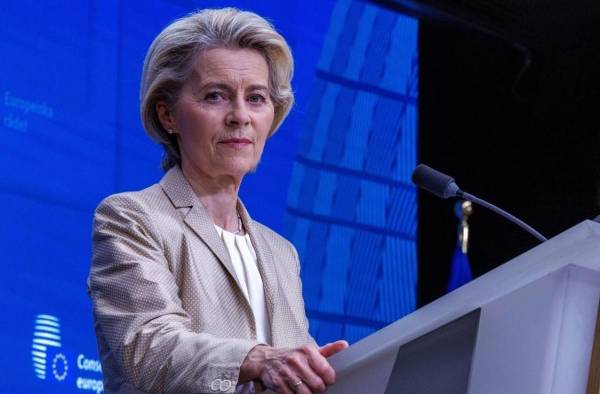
(412, 164), (459, 199)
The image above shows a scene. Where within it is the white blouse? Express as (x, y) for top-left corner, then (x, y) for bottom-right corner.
(213, 225), (272, 345)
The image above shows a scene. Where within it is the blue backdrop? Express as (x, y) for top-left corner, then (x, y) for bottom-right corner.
(0, 1), (418, 392)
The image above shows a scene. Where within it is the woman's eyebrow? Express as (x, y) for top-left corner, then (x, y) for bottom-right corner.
(194, 82), (268, 94)
(197, 82), (232, 91)
(246, 84), (269, 92)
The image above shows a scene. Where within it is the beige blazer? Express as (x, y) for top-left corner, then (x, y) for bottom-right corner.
(88, 166), (312, 394)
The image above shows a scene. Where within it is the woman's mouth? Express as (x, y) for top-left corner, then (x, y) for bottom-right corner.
(218, 138), (253, 149)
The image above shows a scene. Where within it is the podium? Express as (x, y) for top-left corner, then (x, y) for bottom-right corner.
(325, 220), (600, 394)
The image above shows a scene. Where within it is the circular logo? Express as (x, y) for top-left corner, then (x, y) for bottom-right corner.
(52, 353), (68, 381)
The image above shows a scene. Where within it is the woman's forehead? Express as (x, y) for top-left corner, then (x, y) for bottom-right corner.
(191, 47), (270, 87)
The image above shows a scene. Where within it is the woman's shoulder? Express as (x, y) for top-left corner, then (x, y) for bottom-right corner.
(96, 183), (166, 212)
(91, 182), (179, 246)
(93, 181), (178, 229)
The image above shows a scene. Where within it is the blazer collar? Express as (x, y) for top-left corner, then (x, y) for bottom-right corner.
(159, 165), (198, 209)
(159, 166), (244, 296)
(160, 166), (280, 343)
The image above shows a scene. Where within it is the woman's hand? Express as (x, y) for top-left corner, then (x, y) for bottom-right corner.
(239, 340), (348, 393)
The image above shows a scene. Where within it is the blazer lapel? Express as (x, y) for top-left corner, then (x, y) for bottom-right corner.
(238, 200), (283, 346)
(159, 167), (246, 295)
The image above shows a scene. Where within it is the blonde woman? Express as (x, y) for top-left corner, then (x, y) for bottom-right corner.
(89, 8), (347, 394)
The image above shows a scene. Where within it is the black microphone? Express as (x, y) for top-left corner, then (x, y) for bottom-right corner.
(411, 164), (460, 199)
(412, 164), (547, 242)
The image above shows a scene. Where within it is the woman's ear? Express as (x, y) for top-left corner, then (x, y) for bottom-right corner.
(156, 100), (176, 133)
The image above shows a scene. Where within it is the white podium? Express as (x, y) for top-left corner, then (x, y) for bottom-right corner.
(324, 220), (600, 394)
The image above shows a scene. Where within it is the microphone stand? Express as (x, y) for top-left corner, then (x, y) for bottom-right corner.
(458, 191), (547, 242)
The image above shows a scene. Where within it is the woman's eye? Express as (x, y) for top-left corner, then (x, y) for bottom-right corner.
(248, 94), (266, 104)
(205, 92), (223, 101)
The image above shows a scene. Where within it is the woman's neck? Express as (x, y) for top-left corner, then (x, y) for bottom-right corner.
(181, 163), (242, 233)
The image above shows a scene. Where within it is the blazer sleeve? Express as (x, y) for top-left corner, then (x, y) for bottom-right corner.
(289, 242), (318, 347)
(88, 194), (259, 393)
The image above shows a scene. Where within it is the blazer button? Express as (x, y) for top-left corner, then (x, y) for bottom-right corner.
(220, 379), (232, 391)
(210, 378), (222, 392)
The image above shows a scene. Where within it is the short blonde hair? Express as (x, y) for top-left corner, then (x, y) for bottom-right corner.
(140, 8), (294, 171)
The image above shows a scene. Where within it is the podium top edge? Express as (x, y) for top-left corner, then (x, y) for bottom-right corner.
(329, 219), (600, 372)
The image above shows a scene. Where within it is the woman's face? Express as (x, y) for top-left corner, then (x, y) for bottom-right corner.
(161, 47), (275, 182)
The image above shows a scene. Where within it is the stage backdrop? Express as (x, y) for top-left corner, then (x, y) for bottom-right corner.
(0, 0), (418, 393)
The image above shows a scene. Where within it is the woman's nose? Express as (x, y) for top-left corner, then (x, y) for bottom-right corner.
(225, 98), (251, 127)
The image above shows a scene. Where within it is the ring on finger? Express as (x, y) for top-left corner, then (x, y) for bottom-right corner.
(292, 379), (303, 390)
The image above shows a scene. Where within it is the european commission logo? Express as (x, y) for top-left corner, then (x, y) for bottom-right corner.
(31, 314), (68, 381)
(31, 313), (105, 393)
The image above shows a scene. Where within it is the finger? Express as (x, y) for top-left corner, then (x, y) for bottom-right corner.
(270, 358), (317, 394)
(278, 379), (296, 394)
(318, 340), (349, 358)
(304, 345), (337, 386)
(288, 377), (311, 394)
(286, 348), (327, 393)
(268, 369), (295, 394)
(261, 359), (296, 394)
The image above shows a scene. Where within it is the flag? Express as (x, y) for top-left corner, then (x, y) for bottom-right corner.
(447, 243), (472, 292)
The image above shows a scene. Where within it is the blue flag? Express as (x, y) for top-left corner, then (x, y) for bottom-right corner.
(447, 245), (472, 292)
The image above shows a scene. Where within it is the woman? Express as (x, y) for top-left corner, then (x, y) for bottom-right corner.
(88, 7), (347, 394)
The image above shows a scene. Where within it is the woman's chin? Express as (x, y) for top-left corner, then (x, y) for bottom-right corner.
(183, 158), (257, 180)
(218, 161), (259, 179)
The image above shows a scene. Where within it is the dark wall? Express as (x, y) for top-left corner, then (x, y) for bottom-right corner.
(416, 1), (600, 305)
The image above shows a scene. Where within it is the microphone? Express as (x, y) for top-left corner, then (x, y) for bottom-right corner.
(412, 164), (547, 242)
(411, 164), (460, 199)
